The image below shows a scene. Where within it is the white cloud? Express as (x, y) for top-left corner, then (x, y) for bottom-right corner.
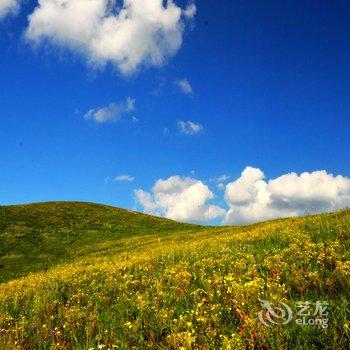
(84, 97), (135, 123)
(135, 175), (225, 223)
(26, 0), (196, 75)
(114, 174), (135, 182)
(0, 0), (19, 19)
(224, 167), (350, 225)
(177, 120), (203, 135)
(183, 2), (196, 19)
(175, 78), (193, 94)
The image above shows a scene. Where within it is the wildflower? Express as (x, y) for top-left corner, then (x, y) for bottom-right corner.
(124, 321), (133, 329)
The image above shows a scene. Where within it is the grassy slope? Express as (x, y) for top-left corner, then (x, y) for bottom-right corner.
(0, 202), (204, 283)
(0, 202), (349, 349)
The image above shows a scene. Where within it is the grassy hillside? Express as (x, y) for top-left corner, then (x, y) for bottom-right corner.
(0, 202), (202, 283)
(0, 202), (349, 349)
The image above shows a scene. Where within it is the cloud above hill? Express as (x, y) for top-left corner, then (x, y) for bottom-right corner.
(224, 167), (350, 224)
(135, 176), (225, 223)
(83, 97), (135, 123)
(0, 0), (20, 19)
(134, 167), (350, 225)
(26, 0), (196, 75)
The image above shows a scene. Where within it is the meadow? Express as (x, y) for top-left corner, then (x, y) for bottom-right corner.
(0, 202), (349, 349)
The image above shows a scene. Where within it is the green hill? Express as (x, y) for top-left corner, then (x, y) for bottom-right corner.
(0, 202), (349, 349)
(0, 202), (202, 283)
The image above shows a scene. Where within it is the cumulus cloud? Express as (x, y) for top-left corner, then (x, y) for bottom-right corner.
(175, 78), (193, 94)
(84, 97), (135, 123)
(114, 174), (135, 182)
(135, 175), (225, 223)
(224, 167), (350, 225)
(0, 0), (20, 19)
(26, 0), (196, 75)
(177, 120), (203, 135)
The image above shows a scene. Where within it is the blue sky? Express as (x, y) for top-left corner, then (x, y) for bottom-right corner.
(1, 0), (350, 224)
